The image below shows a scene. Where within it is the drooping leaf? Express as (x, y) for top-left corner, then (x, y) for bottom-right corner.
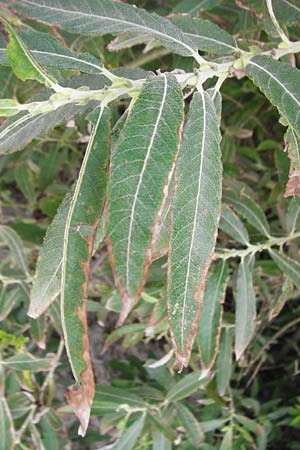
(235, 254), (256, 360)
(28, 191), (71, 318)
(107, 74), (183, 324)
(175, 403), (204, 447)
(165, 370), (210, 402)
(284, 127), (300, 197)
(198, 261), (228, 369)
(169, 15), (237, 55)
(219, 205), (249, 245)
(245, 56), (300, 138)
(269, 249), (300, 289)
(172, 0), (224, 15)
(2, 18), (57, 89)
(168, 90), (222, 368)
(0, 225), (29, 275)
(286, 197), (300, 234)
(223, 190), (270, 238)
(60, 107), (110, 436)
(216, 327), (233, 396)
(109, 414), (145, 450)
(2, 353), (54, 372)
(0, 29), (103, 73)
(0, 396), (15, 450)
(15, 0), (203, 63)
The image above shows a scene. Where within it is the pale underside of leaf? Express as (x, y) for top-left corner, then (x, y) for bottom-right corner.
(168, 89), (222, 369)
(106, 74), (183, 325)
(198, 261), (228, 369)
(235, 254), (256, 360)
(15, 0), (202, 62)
(61, 107), (110, 436)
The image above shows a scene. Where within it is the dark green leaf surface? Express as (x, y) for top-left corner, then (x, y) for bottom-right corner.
(152, 430), (171, 450)
(235, 254), (256, 360)
(2, 353), (54, 372)
(269, 249), (300, 289)
(172, 0), (223, 15)
(219, 205), (249, 245)
(109, 414), (145, 450)
(217, 327), (232, 396)
(0, 396), (15, 450)
(0, 225), (29, 275)
(198, 261), (228, 369)
(15, 0), (203, 63)
(166, 371), (209, 402)
(286, 198), (300, 234)
(168, 90), (222, 368)
(61, 107), (110, 436)
(176, 403), (204, 446)
(107, 74), (183, 324)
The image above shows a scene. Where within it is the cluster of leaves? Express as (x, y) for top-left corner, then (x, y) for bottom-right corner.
(1, 0), (300, 448)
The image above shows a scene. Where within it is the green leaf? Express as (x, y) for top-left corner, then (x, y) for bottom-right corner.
(2, 18), (57, 89)
(165, 370), (210, 402)
(168, 90), (222, 368)
(0, 99), (22, 117)
(103, 324), (145, 351)
(286, 198), (300, 234)
(0, 225), (29, 275)
(60, 107), (110, 436)
(200, 418), (228, 433)
(223, 190), (270, 238)
(245, 56), (300, 137)
(15, 0), (203, 63)
(0, 286), (21, 321)
(172, 0), (224, 15)
(235, 254), (256, 360)
(219, 205), (249, 245)
(220, 429), (233, 450)
(94, 385), (146, 409)
(29, 192), (71, 318)
(0, 396), (15, 450)
(29, 315), (47, 349)
(0, 29), (103, 74)
(273, 0), (300, 24)
(2, 353), (54, 372)
(216, 327), (233, 396)
(14, 163), (36, 203)
(284, 127), (300, 197)
(170, 15), (237, 55)
(269, 249), (300, 289)
(107, 74), (183, 324)
(198, 261), (228, 369)
(110, 414), (145, 450)
(175, 403), (204, 447)
(152, 430), (171, 450)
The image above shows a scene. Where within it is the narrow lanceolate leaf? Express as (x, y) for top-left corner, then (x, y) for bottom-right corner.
(15, 0), (203, 63)
(175, 403), (204, 447)
(0, 225), (29, 275)
(223, 190), (270, 238)
(0, 30), (103, 74)
(245, 56), (300, 135)
(2, 353), (54, 372)
(61, 107), (110, 437)
(0, 396), (15, 450)
(28, 192), (71, 318)
(168, 90), (222, 368)
(0, 286), (21, 321)
(217, 327), (233, 396)
(219, 205), (249, 245)
(235, 254), (256, 360)
(198, 261), (228, 370)
(286, 198), (300, 234)
(2, 19), (57, 89)
(0, 99), (22, 117)
(172, 0), (223, 15)
(110, 414), (145, 450)
(166, 370), (210, 402)
(107, 75), (183, 324)
(152, 430), (171, 450)
(284, 127), (300, 197)
(169, 15), (237, 55)
(269, 249), (300, 289)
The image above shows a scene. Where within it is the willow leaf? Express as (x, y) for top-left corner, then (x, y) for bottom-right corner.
(28, 191), (71, 318)
(223, 190), (270, 238)
(219, 205), (249, 245)
(0, 396), (15, 450)
(286, 198), (300, 234)
(172, 0), (223, 15)
(198, 261), (228, 370)
(235, 254), (256, 360)
(0, 225), (29, 275)
(170, 15), (237, 55)
(2, 18), (57, 89)
(175, 403), (204, 446)
(108, 32), (150, 52)
(15, 0), (202, 63)
(168, 90), (222, 368)
(153, 431), (171, 450)
(284, 127), (300, 197)
(110, 414), (145, 450)
(0, 30), (103, 73)
(61, 107), (110, 436)
(166, 370), (210, 402)
(217, 327), (233, 396)
(269, 249), (300, 289)
(107, 74), (183, 324)
(246, 56), (300, 136)
(273, 0), (300, 24)
(2, 353), (54, 372)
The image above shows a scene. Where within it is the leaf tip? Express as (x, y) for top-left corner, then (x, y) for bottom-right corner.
(65, 382), (94, 437)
